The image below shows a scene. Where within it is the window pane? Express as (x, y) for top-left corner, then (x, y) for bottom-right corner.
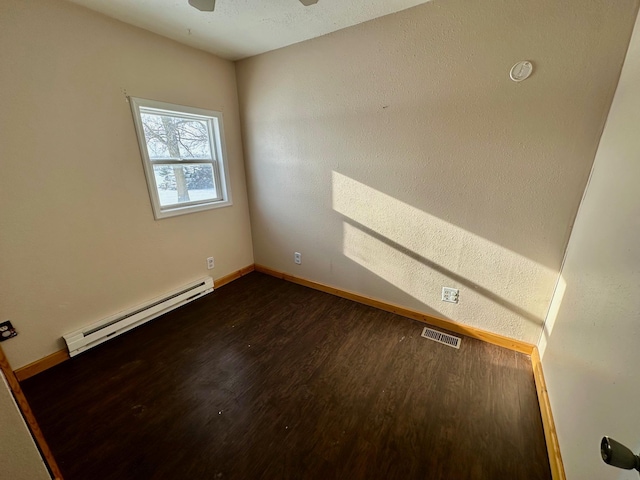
(153, 164), (218, 207)
(141, 112), (212, 160)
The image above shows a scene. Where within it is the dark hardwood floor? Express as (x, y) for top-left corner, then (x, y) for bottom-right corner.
(22, 272), (551, 480)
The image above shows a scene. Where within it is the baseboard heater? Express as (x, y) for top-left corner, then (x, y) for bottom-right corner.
(63, 276), (214, 357)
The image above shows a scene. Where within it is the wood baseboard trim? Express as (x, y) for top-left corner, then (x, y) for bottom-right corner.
(0, 345), (65, 479)
(531, 347), (566, 480)
(254, 264), (534, 355)
(15, 349), (70, 382)
(214, 264), (255, 289)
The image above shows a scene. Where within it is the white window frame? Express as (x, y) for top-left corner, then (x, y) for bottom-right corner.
(130, 97), (232, 219)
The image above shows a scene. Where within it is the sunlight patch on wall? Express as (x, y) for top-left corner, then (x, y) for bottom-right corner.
(343, 221), (443, 302)
(332, 171), (463, 271)
(343, 221), (538, 331)
(332, 171), (559, 341)
(538, 275), (567, 358)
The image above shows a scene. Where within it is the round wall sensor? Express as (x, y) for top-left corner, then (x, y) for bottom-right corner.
(510, 61), (533, 82)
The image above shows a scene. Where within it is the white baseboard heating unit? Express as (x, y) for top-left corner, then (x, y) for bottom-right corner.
(63, 276), (214, 357)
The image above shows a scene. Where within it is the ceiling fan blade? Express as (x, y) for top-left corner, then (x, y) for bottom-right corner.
(189, 0), (216, 12)
(299, 0), (319, 5)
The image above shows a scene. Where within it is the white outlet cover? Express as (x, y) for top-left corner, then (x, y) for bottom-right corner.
(442, 287), (459, 304)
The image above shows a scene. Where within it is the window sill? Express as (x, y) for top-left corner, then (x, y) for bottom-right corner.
(153, 199), (233, 220)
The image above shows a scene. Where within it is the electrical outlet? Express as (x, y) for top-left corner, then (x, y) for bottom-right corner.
(442, 287), (459, 304)
(294, 252), (302, 265)
(0, 321), (17, 341)
(207, 257), (215, 270)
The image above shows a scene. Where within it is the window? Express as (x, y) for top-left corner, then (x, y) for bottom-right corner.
(130, 97), (232, 219)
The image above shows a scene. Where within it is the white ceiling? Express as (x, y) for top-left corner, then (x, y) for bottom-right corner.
(66, 0), (431, 60)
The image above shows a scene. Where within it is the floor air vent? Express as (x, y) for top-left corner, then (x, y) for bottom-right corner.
(421, 327), (461, 349)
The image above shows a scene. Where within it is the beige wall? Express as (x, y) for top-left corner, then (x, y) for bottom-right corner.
(541, 9), (640, 479)
(0, 0), (254, 368)
(236, 0), (638, 344)
(0, 372), (50, 480)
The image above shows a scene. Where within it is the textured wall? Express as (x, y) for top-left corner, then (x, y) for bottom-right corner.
(237, 0), (638, 344)
(541, 10), (640, 479)
(0, 0), (254, 368)
(0, 373), (50, 480)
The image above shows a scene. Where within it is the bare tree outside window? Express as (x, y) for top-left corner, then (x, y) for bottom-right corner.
(140, 113), (217, 204)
